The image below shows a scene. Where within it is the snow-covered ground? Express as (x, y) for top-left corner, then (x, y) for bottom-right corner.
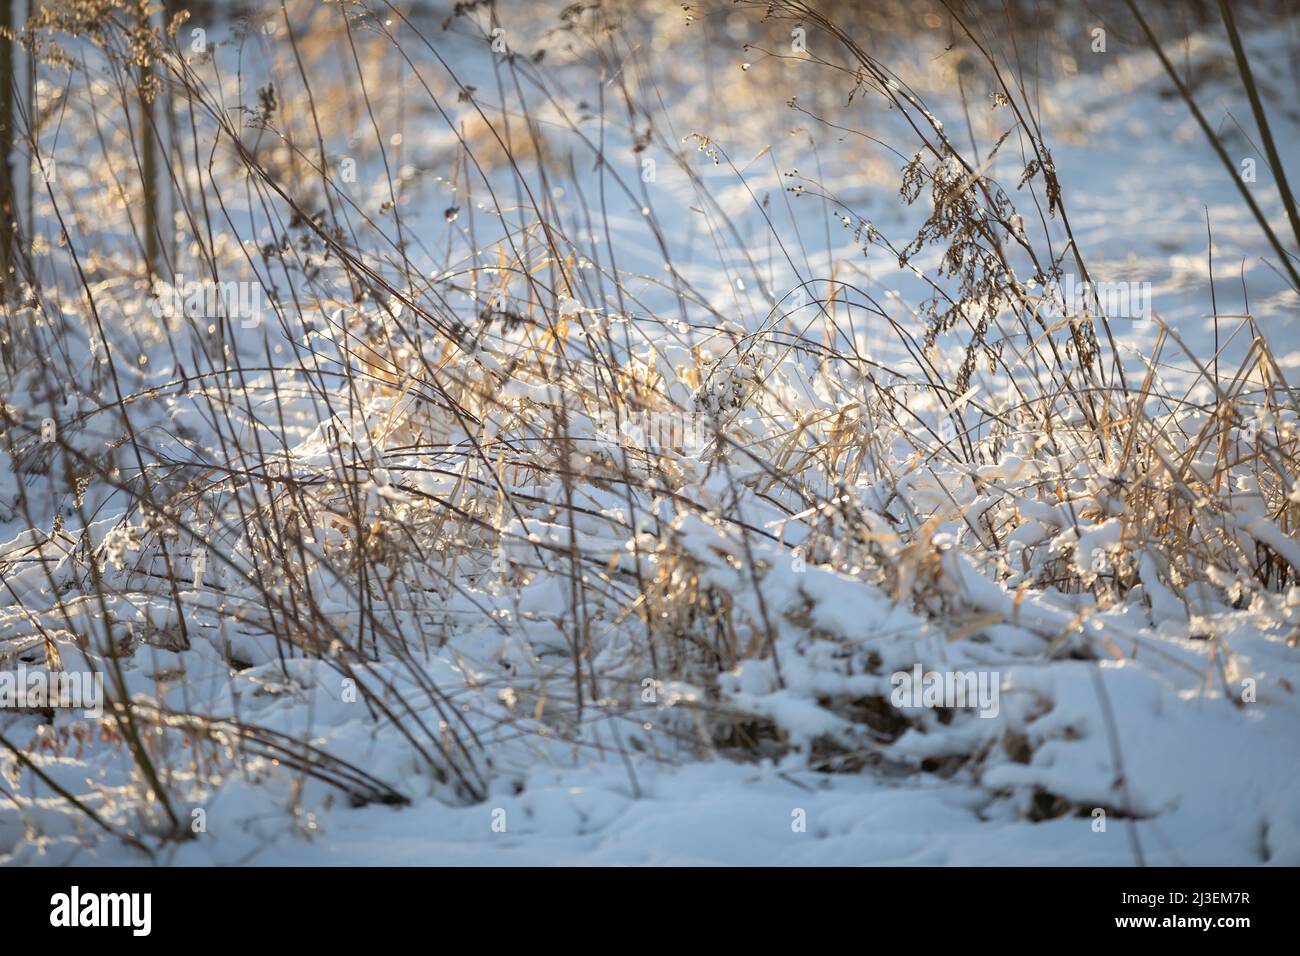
(2, 1), (1299, 866)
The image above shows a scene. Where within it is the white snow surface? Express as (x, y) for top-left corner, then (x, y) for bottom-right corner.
(2, 2), (1299, 866)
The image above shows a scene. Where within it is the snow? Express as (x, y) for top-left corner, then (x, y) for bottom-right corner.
(3, 1), (1299, 866)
